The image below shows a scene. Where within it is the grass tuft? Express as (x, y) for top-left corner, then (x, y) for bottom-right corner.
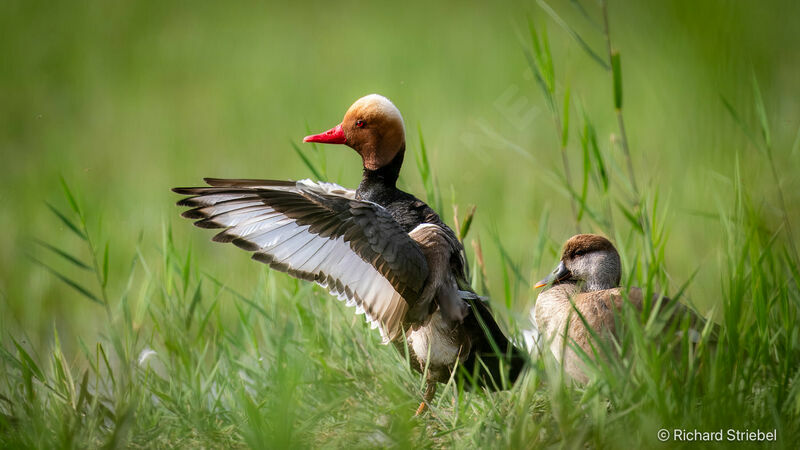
(1, 1), (799, 448)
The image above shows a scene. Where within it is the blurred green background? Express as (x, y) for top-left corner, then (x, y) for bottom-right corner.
(1, 0), (799, 349)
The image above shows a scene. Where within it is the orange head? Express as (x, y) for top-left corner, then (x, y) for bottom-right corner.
(304, 94), (406, 171)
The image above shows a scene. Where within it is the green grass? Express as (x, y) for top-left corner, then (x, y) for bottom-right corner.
(2, 0), (800, 448)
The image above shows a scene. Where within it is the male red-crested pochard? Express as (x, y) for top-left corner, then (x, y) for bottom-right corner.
(173, 94), (524, 413)
(532, 234), (709, 382)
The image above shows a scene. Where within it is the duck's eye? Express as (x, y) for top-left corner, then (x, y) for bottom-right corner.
(574, 250), (586, 257)
(355, 119), (366, 128)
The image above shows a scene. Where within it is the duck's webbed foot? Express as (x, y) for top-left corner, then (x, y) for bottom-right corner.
(415, 381), (438, 416)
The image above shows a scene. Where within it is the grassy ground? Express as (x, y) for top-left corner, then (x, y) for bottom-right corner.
(2, 0), (800, 448)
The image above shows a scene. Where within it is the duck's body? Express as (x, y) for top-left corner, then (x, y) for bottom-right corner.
(356, 154), (438, 230)
(532, 234), (709, 382)
(174, 95), (523, 411)
(534, 283), (654, 382)
(355, 151), (491, 383)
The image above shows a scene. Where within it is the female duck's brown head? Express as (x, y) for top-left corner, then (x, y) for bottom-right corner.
(304, 94), (405, 171)
(535, 234), (621, 292)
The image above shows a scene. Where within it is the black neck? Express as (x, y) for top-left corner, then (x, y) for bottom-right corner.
(357, 146), (405, 201)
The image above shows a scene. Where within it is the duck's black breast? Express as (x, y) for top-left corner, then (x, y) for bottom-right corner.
(382, 192), (443, 232)
(355, 149), (446, 233)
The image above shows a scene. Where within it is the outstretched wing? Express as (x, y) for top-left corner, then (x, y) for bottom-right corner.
(173, 178), (429, 343)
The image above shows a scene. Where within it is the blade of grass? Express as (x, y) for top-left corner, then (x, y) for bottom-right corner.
(305, 122), (328, 180)
(185, 282), (203, 330)
(102, 241), (110, 288)
(791, 123), (800, 158)
(290, 141), (324, 181)
(751, 74), (771, 149)
(202, 271), (269, 319)
(28, 256), (103, 305)
(59, 175), (81, 215)
(458, 205), (477, 242)
(720, 95), (759, 148)
(611, 51), (622, 109)
(569, 0), (599, 29)
(538, 0), (610, 70)
(181, 245), (191, 296)
(46, 203), (86, 241)
(525, 18), (555, 112)
(33, 239), (91, 271)
(10, 337), (45, 381)
(578, 117), (591, 221)
(561, 85), (571, 148)
(415, 125), (442, 214)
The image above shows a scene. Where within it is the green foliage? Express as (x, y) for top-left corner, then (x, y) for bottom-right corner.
(611, 51), (622, 110)
(2, 0), (800, 448)
(537, 0), (610, 70)
(290, 141), (325, 182)
(414, 125), (443, 215)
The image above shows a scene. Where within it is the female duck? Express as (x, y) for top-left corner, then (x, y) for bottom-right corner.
(174, 95), (524, 412)
(532, 234), (709, 382)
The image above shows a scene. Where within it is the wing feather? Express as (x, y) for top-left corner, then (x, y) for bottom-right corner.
(174, 178), (429, 342)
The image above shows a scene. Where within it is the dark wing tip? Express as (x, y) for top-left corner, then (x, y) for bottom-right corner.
(181, 208), (208, 219)
(232, 238), (260, 252)
(194, 219), (224, 229)
(212, 231), (236, 243)
(176, 197), (198, 207)
(203, 178), (229, 186)
(252, 252), (274, 265)
(173, 187), (203, 195)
